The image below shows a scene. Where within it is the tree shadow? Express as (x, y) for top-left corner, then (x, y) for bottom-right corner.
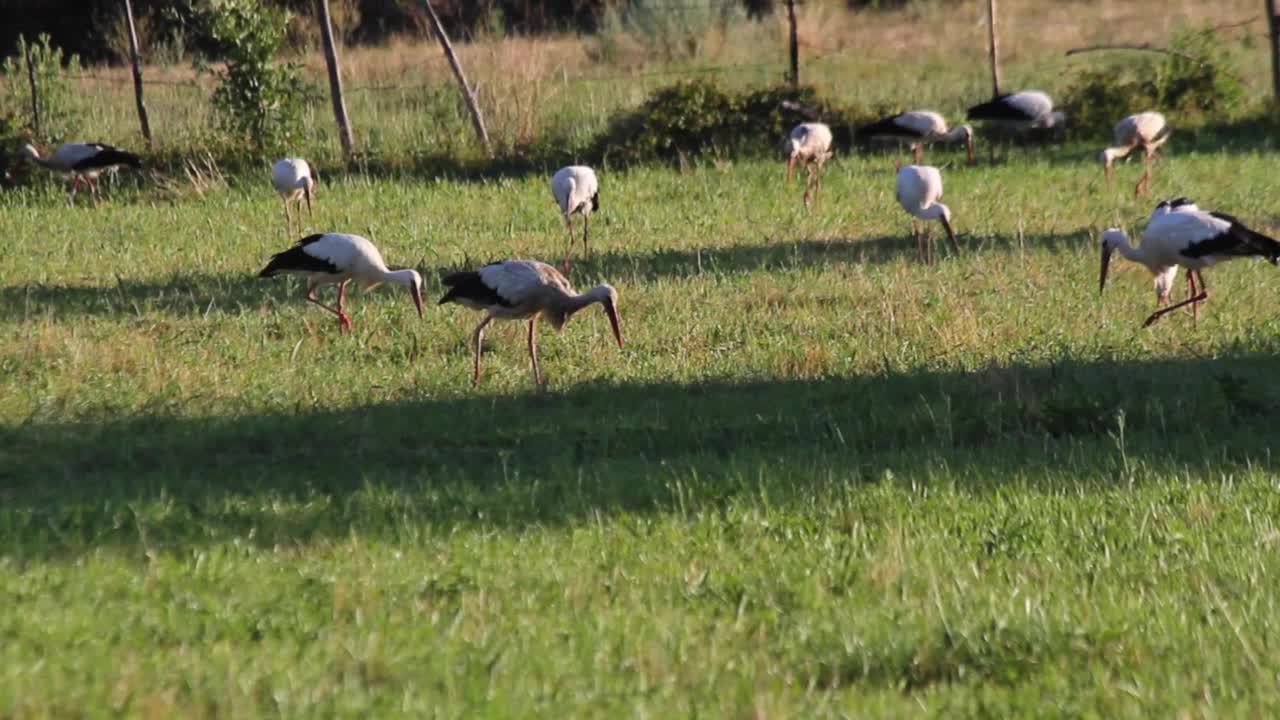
(4, 351), (1279, 558)
(0, 272), (320, 320)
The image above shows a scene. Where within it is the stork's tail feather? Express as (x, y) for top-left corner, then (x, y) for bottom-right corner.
(857, 116), (909, 138)
(437, 270), (480, 304)
(94, 148), (143, 169)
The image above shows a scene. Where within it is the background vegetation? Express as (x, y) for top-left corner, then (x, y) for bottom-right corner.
(4, 0), (1280, 715)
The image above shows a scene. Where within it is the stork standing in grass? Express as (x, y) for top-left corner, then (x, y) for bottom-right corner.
(258, 232), (424, 332)
(272, 158), (316, 237)
(895, 164), (961, 264)
(1100, 201), (1280, 327)
(858, 111), (975, 165)
(21, 142), (142, 205)
(1100, 112), (1170, 197)
(551, 165), (599, 273)
(437, 259), (623, 386)
(785, 122), (833, 209)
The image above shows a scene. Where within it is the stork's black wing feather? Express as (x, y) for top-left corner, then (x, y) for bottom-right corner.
(437, 270), (514, 307)
(966, 94), (1027, 121)
(73, 145), (142, 170)
(1206, 212), (1280, 264)
(857, 114), (917, 139)
(258, 245), (339, 277)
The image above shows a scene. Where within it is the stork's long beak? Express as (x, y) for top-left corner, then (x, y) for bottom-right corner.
(785, 155), (796, 185)
(411, 284), (424, 318)
(1099, 244), (1114, 294)
(603, 299), (623, 348)
(966, 136), (976, 165)
(941, 216), (961, 255)
(304, 184), (314, 217)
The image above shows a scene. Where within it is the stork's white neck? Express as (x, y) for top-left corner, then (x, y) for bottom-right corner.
(383, 268), (419, 288)
(916, 202), (950, 222)
(940, 125), (969, 143)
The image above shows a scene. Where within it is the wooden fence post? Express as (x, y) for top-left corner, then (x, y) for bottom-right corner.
(786, 0), (799, 87)
(315, 0), (355, 160)
(24, 38), (40, 137)
(1267, 0), (1280, 100)
(422, 0), (490, 151)
(123, 0), (153, 146)
(987, 0), (1002, 97)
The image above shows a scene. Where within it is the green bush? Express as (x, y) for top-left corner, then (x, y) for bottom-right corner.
(179, 0), (315, 153)
(1062, 27), (1245, 136)
(0, 34), (83, 142)
(589, 79), (870, 167)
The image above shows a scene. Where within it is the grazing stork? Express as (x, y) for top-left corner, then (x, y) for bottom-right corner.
(272, 158), (316, 237)
(1101, 112), (1170, 197)
(1100, 201), (1280, 327)
(437, 259), (623, 386)
(966, 90), (1065, 130)
(895, 164), (961, 263)
(20, 142), (142, 204)
(858, 111), (975, 165)
(784, 122), (834, 208)
(258, 233), (424, 333)
(551, 165), (599, 273)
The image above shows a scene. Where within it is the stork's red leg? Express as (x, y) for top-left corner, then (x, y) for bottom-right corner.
(472, 314), (494, 386)
(304, 283), (348, 330)
(561, 215), (576, 274)
(527, 316), (543, 386)
(913, 144), (922, 164)
(335, 280), (352, 332)
(1144, 272), (1208, 328)
(1187, 271), (1199, 324)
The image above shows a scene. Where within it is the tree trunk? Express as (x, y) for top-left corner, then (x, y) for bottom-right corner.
(24, 39), (40, 137)
(786, 0), (799, 88)
(987, 0), (1002, 97)
(422, 0), (490, 151)
(1268, 0), (1280, 100)
(316, 0), (355, 160)
(123, 0), (152, 146)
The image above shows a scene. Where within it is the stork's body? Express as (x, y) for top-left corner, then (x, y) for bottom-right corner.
(272, 158), (315, 237)
(21, 142), (142, 204)
(858, 111), (975, 164)
(551, 166), (600, 272)
(895, 165), (961, 263)
(258, 233), (423, 332)
(1100, 202), (1280, 327)
(966, 91), (1064, 129)
(785, 122), (833, 208)
(438, 259), (623, 386)
(1101, 112), (1170, 196)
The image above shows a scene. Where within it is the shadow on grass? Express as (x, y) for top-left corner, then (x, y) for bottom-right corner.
(3, 351), (1279, 557)
(1, 230), (1090, 319)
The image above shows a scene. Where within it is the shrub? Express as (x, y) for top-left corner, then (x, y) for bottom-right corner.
(589, 79), (870, 167)
(0, 34), (83, 142)
(177, 0), (314, 153)
(1062, 27), (1245, 136)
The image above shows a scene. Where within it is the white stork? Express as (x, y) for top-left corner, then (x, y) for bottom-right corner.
(551, 165), (599, 272)
(20, 142), (142, 204)
(258, 232), (424, 332)
(966, 90), (1065, 130)
(437, 259), (623, 386)
(1100, 201), (1280, 327)
(1101, 112), (1170, 196)
(785, 122), (833, 208)
(272, 158), (316, 237)
(858, 111), (975, 165)
(895, 164), (961, 264)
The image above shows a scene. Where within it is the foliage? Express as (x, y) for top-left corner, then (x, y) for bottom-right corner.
(179, 0), (314, 152)
(612, 0), (747, 61)
(0, 34), (82, 143)
(590, 79), (869, 166)
(1062, 27), (1245, 136)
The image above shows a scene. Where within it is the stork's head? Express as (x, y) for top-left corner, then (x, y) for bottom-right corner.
(585, 283), (623, 349)
(395, 269), (424, 318)
(1099, 228), (1128, 294)
(956, 124), (976, 165)
(1044, 111), (1066, 129)
(784, 138), (802, 184)
(1099, 148), (1120, 186)
(18, 143), (39, 161)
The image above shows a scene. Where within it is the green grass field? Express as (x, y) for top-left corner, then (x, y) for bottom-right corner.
(5, 127), (1280, 716)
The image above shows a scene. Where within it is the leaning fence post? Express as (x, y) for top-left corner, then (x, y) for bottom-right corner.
(315, 0), (355, 160)
(123, 0), (153, 146)
(421, 0), (490, 151)
(24, 37), (41, 137)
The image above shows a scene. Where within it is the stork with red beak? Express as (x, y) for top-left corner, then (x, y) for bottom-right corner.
(437, 259), (623, 386)
(258, 233), (424, 332)
(785, 122), (833, 209)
